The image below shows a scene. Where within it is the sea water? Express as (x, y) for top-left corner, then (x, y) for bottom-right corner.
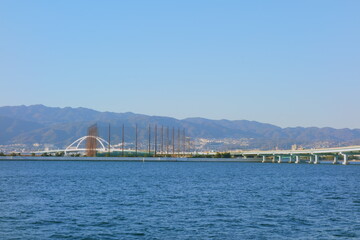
(0, 161), (359, 239)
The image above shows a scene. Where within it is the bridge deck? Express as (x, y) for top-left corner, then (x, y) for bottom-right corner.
(241, 145), (360, 156)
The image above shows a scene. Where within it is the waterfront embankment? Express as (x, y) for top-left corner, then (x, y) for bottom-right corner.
(0, 156), (261, 162)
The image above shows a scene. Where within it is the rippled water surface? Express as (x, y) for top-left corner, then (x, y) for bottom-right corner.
(0, 161), (359, 239)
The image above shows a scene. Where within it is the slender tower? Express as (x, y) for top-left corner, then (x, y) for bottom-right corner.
(154, 124), (157, 157)
(148, 125), (151, 156)
(172, 127), (175, 155)
(161, 125), (164, 154)
(183, 128), (186, 154)
(135, 124), (138, 157)
(122, 124), (125, 157)
(187, 135), (191, 153)
(166, 127), (169, 155)
(178, 128), (180, 156)
(108, 123), (111, 156)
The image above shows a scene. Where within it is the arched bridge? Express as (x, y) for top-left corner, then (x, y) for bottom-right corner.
(64, 135), (115, 155)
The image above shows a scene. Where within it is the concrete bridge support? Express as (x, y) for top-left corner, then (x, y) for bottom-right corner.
(262, 156), (266, 163)
(288, 155), (293, 163)
(314, 155), (320, 164)
(342, 154), (349, 165)
(333, 155), (338, 164)
(272, 156), (276, 163)
(295, 155), (300, 164)
(309, 155), (314, 164)
(277, 155), (282, 163)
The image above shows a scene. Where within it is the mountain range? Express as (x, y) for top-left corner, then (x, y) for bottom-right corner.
(1, 104), (360, 150)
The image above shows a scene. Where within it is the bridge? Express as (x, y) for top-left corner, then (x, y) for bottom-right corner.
(35, 136), (360, 164)
(36, 136), (118, 155)
(63, 135), (115, 155)
(240, 146), (360, 165)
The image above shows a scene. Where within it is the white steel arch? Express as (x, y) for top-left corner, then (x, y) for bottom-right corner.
(64, 136), (113, 155)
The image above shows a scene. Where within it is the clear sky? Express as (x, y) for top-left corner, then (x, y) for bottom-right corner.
(1, 0), (359, 129)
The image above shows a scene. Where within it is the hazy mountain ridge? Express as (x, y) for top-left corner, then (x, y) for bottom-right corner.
(1, 105), (360, 150)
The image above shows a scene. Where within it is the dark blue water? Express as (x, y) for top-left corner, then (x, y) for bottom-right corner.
(0, 161), (359, 239)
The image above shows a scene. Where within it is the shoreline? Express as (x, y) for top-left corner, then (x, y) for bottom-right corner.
(0, 156), (261, 162)
(1, 156), (359, 164)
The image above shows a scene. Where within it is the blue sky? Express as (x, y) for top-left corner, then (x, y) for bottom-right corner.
(1, 0), (359, 128)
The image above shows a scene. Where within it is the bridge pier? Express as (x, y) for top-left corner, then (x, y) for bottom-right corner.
(333, 155), (338, 164)
(240, 146), (359, 164)
(342, 153), (349, 165)
(314, 155), (320, 164)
